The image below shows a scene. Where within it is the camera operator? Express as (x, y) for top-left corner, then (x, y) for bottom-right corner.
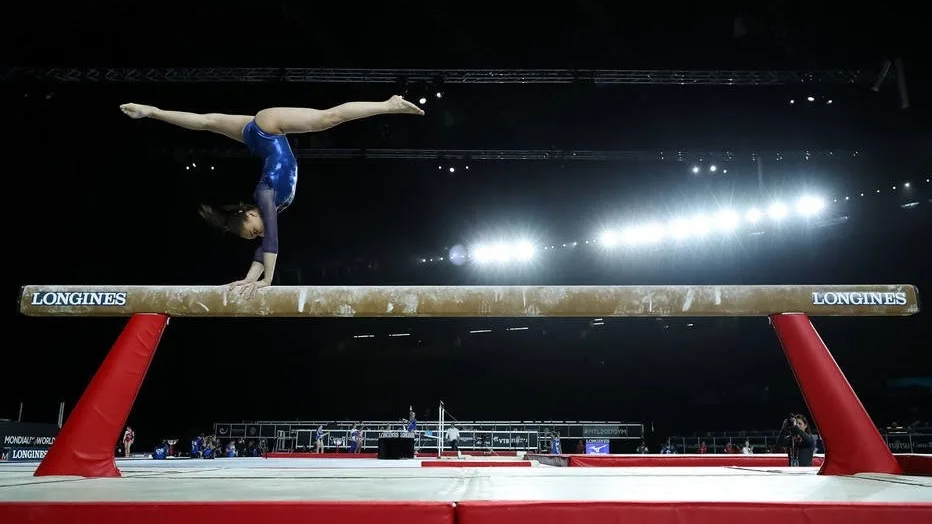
(777, 414), (815, 467)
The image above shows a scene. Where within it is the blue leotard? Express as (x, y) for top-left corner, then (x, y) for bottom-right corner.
(242, 120), (298, 262)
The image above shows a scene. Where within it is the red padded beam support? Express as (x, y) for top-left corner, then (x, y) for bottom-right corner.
(35, 314), (170, 477)
(770, 313), (901, 475)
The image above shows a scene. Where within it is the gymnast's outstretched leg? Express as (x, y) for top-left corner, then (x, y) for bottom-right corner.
(254, 95), (424, 135)
(120, 104), (254, 143)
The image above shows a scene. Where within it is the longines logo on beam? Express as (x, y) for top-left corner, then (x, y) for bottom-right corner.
(30, 292), (128, 307)
(812, 291), (908, 306)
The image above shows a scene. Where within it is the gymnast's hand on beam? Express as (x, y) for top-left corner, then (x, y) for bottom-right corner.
(228, 278), (257, 291)
(235, 280), (270, 300)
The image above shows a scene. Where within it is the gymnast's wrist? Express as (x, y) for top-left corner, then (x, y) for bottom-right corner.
(245, 262), (264, 280)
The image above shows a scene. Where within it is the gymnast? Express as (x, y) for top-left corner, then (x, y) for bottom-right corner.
(120, 96), (424, 299)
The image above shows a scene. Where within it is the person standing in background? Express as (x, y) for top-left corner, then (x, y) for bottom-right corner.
(122, 426), (135, 457)
(778, 414), (815, 467)
(551, 432), (562, 454)
(445, 423), (461, 457)
(314, 425), (326, 454)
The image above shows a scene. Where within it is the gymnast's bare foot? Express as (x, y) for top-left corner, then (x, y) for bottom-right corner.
(120, 103), (157, 119)
(386, 95), (425, 115)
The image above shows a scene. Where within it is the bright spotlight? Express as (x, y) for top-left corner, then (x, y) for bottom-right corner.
(620, 227), (639, 245)
(796, 196), (825, 217)
(641, 223), (665, 243)
(768, 202), (789, 220)
(668, 219), (691, 240)
(599, 230), (620, 247)
(746, 208), (762, 223)
(709, 165), (717, 172)
(470, 245), (492, 264)
(691, 166), (700, 174)
(490, 243), (511, 263)
(690, 215), (711, 236)
(622, 224), (664, 246)
(714, 210), (740, 231)
(514, 241), (536, 261)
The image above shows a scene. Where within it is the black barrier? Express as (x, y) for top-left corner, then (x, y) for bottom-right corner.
(886, 433), (913, 453)
(0, 421), (60, 462)
(378, 432), (415, 459)
(910, 433), (932, 454)
(885, 432), (932, 454)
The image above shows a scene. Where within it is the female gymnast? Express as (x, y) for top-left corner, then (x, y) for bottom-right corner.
(120, 96), (424, 299)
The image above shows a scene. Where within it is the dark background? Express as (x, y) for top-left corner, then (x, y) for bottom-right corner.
(2, 1), (930, 448)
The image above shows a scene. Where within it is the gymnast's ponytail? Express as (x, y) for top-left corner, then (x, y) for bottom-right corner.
(198, 203), (256, 235)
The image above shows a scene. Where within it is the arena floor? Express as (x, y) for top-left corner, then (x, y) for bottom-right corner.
(1, 456), (931, 523)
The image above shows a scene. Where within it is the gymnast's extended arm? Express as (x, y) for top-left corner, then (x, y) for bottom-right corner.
(253, 188), (280, 285)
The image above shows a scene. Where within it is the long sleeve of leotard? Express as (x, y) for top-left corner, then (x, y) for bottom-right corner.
(253, 187), (280, 262)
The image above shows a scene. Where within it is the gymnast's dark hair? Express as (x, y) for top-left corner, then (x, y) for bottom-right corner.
(198, 203), (256, 235)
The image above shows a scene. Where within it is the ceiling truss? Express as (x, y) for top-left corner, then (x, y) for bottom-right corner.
(1, 67), (867, 86)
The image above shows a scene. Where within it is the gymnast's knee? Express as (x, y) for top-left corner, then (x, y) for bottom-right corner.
(254, 109), (285, 134)
(256, 107), (342, 134)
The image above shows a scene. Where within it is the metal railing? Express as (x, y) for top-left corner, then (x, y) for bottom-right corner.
(666, 432), (932, 454)
(211, 419), (643, 453)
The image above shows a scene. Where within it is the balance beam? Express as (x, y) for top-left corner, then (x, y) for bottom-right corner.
(22, 284), (918, 479)
(18, 284), (919, 318)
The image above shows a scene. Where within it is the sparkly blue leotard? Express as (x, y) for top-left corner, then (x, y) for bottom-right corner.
(241, 120), (298, 262)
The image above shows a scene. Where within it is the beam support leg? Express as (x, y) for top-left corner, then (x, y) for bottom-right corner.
(35, 314), (170, 477)
(770, 313), (901, 475)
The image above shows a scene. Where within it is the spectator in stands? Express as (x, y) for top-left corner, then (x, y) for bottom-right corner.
(660, 439), (676, 454)
(778, 414), (815, 467)
(698, 441), (708, 454)
(636, 440), (649, 454)
(724, 441), (738, 453)
(191, 434), (204, 458)
(741, 440), (753, 454)
(203, 441), (215, 459)
(812, 433), (823, 454)
(152, 440), (168, 460)
(406, 407), (417, 433)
